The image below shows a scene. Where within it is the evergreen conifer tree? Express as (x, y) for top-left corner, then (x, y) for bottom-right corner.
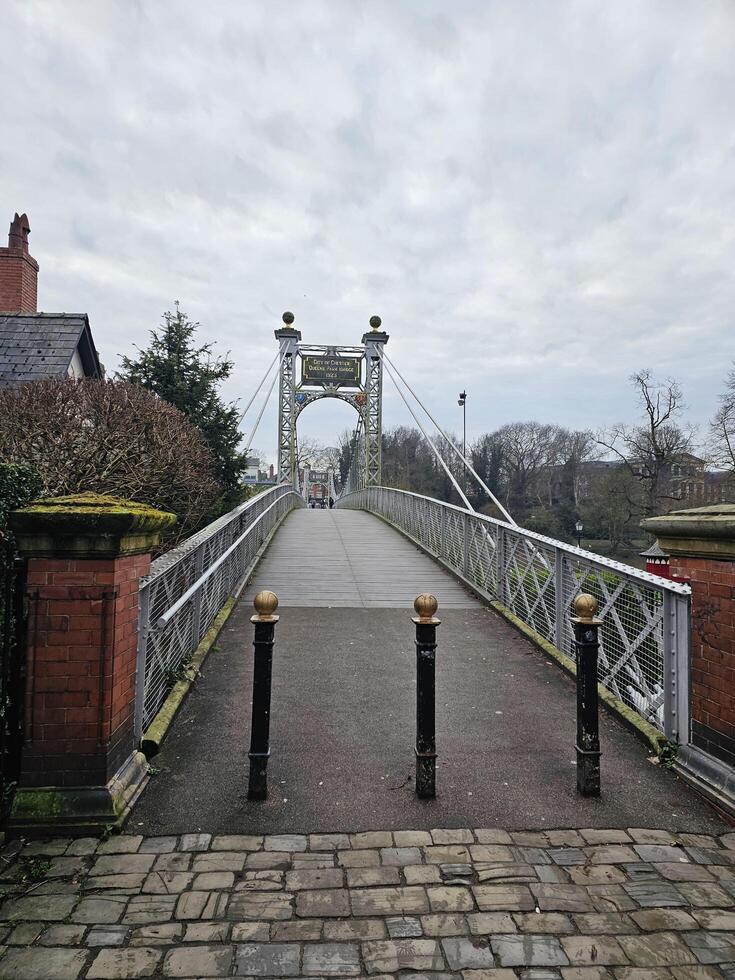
(118, 303), (245, 512)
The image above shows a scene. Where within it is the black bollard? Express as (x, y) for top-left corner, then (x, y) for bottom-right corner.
(413, 593), (440, 799)
(248, 590), (279, 800)
(572, 593), (602, 797)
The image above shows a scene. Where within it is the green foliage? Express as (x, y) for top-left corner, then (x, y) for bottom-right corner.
(658, 740), (679, 770)
(162, 653), (194, 687)
(0, 380), (218, 544)
(118, 303), (246, 514)
(20, 858), (51, 885)
(0, 462), (43, 545)
(523, 507), (563, 538)
(0, 461), (43, 634)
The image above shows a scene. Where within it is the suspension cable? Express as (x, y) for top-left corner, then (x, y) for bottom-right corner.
(382, 358), (474, 511)
(238, 348), (281, 424)
(380, 349), (516, 526)
(242, 350), (281, 460)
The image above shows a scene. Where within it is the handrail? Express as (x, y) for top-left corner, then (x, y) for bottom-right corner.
(338, 485), (691, 740)
(337, 486), (690, 595)
(154, 494), (289, 629)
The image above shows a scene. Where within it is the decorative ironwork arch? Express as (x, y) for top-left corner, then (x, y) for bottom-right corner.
(274, 313), (388, 489)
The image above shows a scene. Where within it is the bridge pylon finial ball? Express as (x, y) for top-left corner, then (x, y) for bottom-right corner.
(414, 593), (439, 623)
(282, 311), (295, 327)
(369, 315), (382, 331)
(573, 593), (599, 623)
(253, 590), (279, 622)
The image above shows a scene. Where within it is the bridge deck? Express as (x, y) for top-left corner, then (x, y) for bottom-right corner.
(243, 508), (476, 607)
(134, 509), (724, 836)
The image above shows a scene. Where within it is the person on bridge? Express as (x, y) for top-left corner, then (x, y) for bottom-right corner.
(329, 496), (334, 509)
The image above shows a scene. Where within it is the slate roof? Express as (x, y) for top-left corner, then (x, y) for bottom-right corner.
(0, 313), (102, 385)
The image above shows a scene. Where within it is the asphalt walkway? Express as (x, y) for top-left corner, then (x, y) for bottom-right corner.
(133, 509), (726, 836)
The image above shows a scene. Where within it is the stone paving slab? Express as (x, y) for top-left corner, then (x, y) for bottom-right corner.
(2, 826), (735, 976)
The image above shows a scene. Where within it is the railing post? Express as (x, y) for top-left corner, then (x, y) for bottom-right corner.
(554, 547), (564, 651)
(572, 593), (602, 797)
(495, 526), (505, 604)
(663, 591), (691, 745)
(191, 546), (205, 647)
(248, 590), (279, 800)
(462, 512), (470, 579)
(440, 506), (446, 559)
(413, 593), (440, 799)
(134, 582), (150, 743)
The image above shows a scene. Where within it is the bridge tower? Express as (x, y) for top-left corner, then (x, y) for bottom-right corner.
(274, 313), (388, 489)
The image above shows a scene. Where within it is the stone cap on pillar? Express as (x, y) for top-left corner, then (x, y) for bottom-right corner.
(641, 503), (735, 560)
(10, 492), (177, 558)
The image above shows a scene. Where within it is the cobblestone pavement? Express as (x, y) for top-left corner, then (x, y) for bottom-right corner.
(3, 828), (735, 977)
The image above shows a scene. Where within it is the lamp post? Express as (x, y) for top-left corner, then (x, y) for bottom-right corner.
(575, 520), (584, 549)
(458, 391), (467, 497)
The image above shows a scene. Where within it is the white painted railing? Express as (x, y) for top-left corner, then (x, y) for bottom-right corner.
(338, 486), (691, 743)
(135, 486), (304, 735)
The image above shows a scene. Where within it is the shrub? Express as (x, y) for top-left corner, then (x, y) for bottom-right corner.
(0, 379), (220, 543)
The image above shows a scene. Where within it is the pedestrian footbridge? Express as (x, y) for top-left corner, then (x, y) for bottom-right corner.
(131, 484), (718, 837)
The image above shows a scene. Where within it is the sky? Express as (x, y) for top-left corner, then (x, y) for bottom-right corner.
(2, 0), (734, 465)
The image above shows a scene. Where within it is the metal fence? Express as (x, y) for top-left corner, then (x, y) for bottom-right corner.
(136, 485), (304, 735)
(338, 486), (691, 743)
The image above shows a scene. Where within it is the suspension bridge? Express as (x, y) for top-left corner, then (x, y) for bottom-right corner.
(5, 312), (734, 980)
(130, 312), (711, 835)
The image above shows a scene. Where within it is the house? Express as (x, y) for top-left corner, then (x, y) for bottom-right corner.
(0, 212), (102, 385)
(243, 457), (260, 483)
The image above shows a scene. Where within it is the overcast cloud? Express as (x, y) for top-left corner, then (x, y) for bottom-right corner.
(1, 0), (734, 462)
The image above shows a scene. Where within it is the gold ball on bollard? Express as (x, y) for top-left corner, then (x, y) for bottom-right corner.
(574, 593), (598, 622)
(254, 590), (279, 620)
(414, 593), (439, 622)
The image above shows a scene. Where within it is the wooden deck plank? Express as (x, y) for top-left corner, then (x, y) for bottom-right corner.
(243, 508), (477, 608)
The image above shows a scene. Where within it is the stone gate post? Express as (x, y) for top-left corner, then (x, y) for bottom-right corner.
(8, 493), (175, 835)
(643, 503), (735, 808)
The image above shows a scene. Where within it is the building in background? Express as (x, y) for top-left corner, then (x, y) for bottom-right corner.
(0, 212), (102, 386)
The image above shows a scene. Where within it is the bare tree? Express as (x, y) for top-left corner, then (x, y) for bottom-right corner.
(294, 435), (326, 469)
(709, 364), (735, 470)
(495, 421), (565, 512)
(558, 429), (598, 508)
(596, 370), (693, 519)
(0, 379), (220, 543)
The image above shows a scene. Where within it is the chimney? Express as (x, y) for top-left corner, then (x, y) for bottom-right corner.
(0, 212), (39, 313)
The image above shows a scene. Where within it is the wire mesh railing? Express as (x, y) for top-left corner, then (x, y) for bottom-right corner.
(338, 486), (691, 742)
(136, 485), (304, 735)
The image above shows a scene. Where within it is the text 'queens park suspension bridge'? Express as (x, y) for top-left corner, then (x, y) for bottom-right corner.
(128, 312), (709, 838)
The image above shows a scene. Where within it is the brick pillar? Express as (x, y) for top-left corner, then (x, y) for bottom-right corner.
(643, 504), (735, 807)
(8, 493), (175, 835)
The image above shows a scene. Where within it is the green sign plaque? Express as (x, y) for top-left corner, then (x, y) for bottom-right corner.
(301, 355), (361, 387)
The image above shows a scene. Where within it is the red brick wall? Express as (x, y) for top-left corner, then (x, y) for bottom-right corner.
(21, 552), (150, 787)
(0, 246), (38, 312)
(671, 555), (735, 766)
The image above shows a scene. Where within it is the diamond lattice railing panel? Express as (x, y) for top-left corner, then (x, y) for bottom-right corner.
(562, 559), (667, 730)
(341, 486), (689, 736)
(138, 488), (302, 730)
(502, 532), (556, 643)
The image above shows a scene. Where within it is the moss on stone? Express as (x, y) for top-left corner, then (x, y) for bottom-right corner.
(12, 789), (67, 819)
(12, 492), (176, 535)
(9, 492), (177, 558)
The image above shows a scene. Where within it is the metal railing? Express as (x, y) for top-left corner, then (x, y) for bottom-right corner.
(338, 486), (691, 743)
(135, 485), (304, 736)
